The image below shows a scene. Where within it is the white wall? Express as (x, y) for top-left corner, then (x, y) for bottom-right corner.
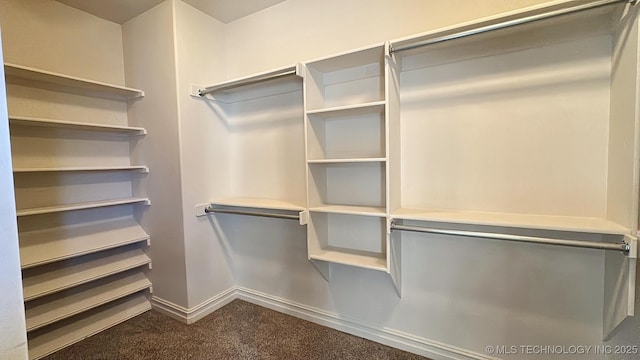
(122, 1), (190, 308)
(173, 0), (235, 308)
(0, 27), (28, 360)
(223, 0), (555, 78)
(0, 0), (124, 84)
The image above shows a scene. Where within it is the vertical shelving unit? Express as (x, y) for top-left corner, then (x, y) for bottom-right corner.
(303, 44), (401, 289)
(4, 63), (151, 359)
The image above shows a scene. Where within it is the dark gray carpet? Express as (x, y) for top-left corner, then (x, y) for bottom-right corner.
(43, 299), (429, 359)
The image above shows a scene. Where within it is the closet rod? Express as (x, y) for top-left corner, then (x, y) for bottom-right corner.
(389, 0), (632, 54)
(391, 223), (630, 253)
(198, 67), (297, 96)
(204, 207), (300, 220)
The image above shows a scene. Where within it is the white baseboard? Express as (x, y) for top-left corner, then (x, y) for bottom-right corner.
(152, 286), (496, 360)
(151, 287), (236, 324)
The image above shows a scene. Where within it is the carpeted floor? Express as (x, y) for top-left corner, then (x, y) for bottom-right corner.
(43, 299), (429, 360)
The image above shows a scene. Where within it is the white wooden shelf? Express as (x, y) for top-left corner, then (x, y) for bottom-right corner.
(4, 63), (144, 100)
(22, 247), (151, 302)
(307, 158), (386, 164)
(309, 247), (387, 272)
(20, 218), (150, 269)
(211, 197), (306, 212)
(392, 208), (630, 235)
(306, 101), (385, 117)
(16, 197), (150, 217)
(309, 205), (386, 217)
(26, 271), (151, 332)
(27, 293), (151, 360)
(8, 115), (147, 135)
(14, 166), (148, 173)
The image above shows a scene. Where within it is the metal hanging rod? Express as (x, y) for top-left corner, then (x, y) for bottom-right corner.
(391, 223), (630, 253)
(204, 206), (300, 221)
(389, 0), (633, 54)
(198, 66), (298, 97)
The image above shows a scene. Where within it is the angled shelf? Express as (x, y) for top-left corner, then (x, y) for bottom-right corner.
(14, 165), (149, 173)
(4, 63), (144, 100)
(9, 115), (147, 135)
(210, 197), (306, 212)
(25, 271), (151, 332)
(16, 197), (150, 217)
(392, 208), (630, 235)
(20, 218), (150, 269)
(193, 65), (302, 103)
(27, 293), (151, 360)
(22, 247), (151, 302)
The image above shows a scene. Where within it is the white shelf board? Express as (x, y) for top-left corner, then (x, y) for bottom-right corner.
(4, 63), (144, 100)
(309, 205), (386, 217)
(309, 247), (387, 271)
(27, 293), (151, 360)
(306, 101), (386, 117)
(16, 197), (150, 217)
(23, 247), (151, 302)
(26, 272), (150, 332)
(197, 65), (299, 95)
(307, 158), (386, 164)
(8, 115), (146, 135)
(211, 197), (306, 212)
(392, 208), (630, 235)
(14, 165), (148, 173)
(20, 218), (150, 269)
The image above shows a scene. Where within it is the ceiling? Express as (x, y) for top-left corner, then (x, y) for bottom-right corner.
(55, 0), (287, 24)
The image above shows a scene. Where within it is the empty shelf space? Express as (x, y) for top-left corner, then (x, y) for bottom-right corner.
(392, 208), (630, 235)
(309, 248), (387, 272)
(210, 197), (306, 212)
(306, 101), (385, 117)
(8, 116), (147, 135)
(27, 293), (151, 360)
(309, 205), (386, 217)
(17, 197), (150, 217)
(25, 271), (151, 332)
(4, 63), (144, 99)
(20, 218), (150, 269)
(22, 247), (151, 302)
(14, 165), (149, 173)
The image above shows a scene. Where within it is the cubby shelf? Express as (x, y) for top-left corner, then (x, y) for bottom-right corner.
(20, 219), (150, 269)
(392, 208), (629, 235)
(309, 205), (386, 217)
(25, 271), (151, 332)
(14, 166), (149, 173)
(8, 115), (147, 135)
(4, 63), (144, 99)
(16, 197), (150, 217)
(306, 101), (385, 117)
(307, 158), (386, 164)
(309, 248), (387, 272)
(27, 293), (151, 360)
(22, 247), (151, 302)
